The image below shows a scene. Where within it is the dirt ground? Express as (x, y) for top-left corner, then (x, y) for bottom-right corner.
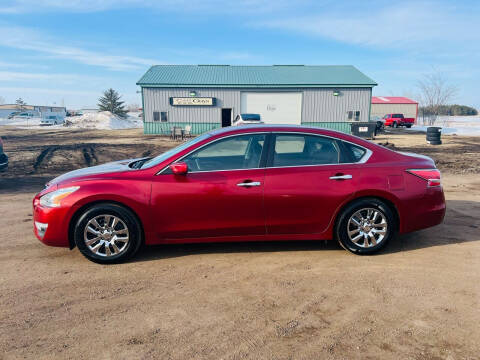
(0, 126), (479, 359)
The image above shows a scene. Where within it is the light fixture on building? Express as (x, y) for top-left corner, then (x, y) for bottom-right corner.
(333, 90), (341, 97)
(189, 91), (197, 97)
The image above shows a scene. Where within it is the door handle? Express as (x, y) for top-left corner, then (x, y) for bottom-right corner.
(237, 181), (261, 187)
(329, 174), (352, 180)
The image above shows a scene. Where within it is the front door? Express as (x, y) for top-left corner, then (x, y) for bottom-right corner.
(221, 108), (232, 127)
(151, 133), (267, 240)
(264, 133), (360, 235)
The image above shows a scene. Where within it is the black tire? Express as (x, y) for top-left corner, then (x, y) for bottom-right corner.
(335, 198), (396, 255)
(74, 203), (142, 264)
(426, 127), (441, 134)
(393, 122), (398, 128)
(406, 124), (412, 128)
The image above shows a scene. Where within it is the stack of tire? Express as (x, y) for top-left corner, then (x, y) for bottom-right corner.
(426, 127), (442, 145)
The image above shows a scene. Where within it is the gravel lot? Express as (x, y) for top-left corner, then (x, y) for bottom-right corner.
(0, 127), (479, 359)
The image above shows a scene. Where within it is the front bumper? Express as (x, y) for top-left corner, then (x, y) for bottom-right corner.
(33, 201), (72, 247)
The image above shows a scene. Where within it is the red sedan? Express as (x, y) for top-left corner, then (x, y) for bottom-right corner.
(33, 125), (445, 263)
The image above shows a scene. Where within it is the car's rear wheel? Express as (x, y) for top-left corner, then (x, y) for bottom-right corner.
(74, 203), (142, 264)
(335, 198), (395, 254)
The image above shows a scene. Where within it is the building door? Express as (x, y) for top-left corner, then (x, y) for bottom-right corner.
(221, 108), (232, 127)
(241, 92), (302, 125)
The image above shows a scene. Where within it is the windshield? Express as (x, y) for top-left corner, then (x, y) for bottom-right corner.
(141, 132), (211, 169)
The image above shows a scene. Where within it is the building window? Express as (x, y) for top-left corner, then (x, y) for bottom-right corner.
(153, 111), (160, 122)
(161, 112), (168, 122)
(347, 111), (361, 121)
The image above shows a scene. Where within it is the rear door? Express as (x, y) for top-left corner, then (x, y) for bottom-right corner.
(264, 133), (366, 235)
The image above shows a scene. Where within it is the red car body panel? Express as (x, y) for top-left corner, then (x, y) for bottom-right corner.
(32, 125), (445, 249)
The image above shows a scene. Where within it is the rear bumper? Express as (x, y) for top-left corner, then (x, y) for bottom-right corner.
(399, 186), (446, 233)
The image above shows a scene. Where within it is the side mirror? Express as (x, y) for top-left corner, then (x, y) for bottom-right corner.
(169, 162), (188, 175)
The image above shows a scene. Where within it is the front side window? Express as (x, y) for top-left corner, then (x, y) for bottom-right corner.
(272, 134), (340, 167)
(183, 134), (266, 172)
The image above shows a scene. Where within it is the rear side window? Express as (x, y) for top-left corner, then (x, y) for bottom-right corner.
(272, 134), (340, 166)
(341, 141), (367, 163)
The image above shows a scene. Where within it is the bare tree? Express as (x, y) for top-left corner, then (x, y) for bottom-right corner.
(417, 72), (457, 125)
(127, 103), (140, 112)
(15, 97), (27, 111)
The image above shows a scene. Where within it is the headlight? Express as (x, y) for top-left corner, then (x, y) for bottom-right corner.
(39, 186), (80, 207)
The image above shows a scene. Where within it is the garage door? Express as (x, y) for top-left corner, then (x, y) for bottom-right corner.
(241, 92), (302, 125)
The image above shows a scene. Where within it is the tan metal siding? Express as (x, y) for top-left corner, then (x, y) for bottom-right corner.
(143, 88), (241, 123)
(302, 88), (371, 122)
(143, 87), (372, 123)
(371, 103), (417, 119)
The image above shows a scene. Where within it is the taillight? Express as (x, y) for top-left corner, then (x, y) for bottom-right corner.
(406, 169), (441, 187)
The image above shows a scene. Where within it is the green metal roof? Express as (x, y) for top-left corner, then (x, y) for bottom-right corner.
(136, 65), (377, 88)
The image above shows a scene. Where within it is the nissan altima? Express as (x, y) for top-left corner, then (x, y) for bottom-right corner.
(33, 125), (446, 263)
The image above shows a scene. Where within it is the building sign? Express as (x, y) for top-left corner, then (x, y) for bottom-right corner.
(170, 97), (216, 106)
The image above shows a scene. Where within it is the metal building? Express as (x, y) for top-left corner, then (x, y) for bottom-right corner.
(371, 96), (418, 121)
(0, 104), (66, 118)
(137, 65), (377, 135)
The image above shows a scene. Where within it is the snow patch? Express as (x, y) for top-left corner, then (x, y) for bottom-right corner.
(407, 116), (480, 136)
(66, 111), (143, 130)
(0, 111), (143, 130)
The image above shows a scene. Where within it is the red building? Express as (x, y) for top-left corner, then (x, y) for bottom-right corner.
(371, 96), (418, 122)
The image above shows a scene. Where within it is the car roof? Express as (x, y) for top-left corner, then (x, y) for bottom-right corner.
(208, 124), (346, 137)
(206, 124), (382, 151)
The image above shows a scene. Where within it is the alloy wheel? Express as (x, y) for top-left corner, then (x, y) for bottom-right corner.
(83, 214), (129, 257)
(347, 208), (388, 248)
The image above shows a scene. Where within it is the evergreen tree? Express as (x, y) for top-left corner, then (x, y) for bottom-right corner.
(97, 89), (128, 118)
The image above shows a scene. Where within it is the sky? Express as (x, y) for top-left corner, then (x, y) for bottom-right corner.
(0, 0), (478, 109)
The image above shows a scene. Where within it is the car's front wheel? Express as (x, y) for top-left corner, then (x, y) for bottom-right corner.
(335, 198), (395, 254)
(74, 203), (142, 264)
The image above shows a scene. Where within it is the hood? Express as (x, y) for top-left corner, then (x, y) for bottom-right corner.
(48, 157), (146, 185)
